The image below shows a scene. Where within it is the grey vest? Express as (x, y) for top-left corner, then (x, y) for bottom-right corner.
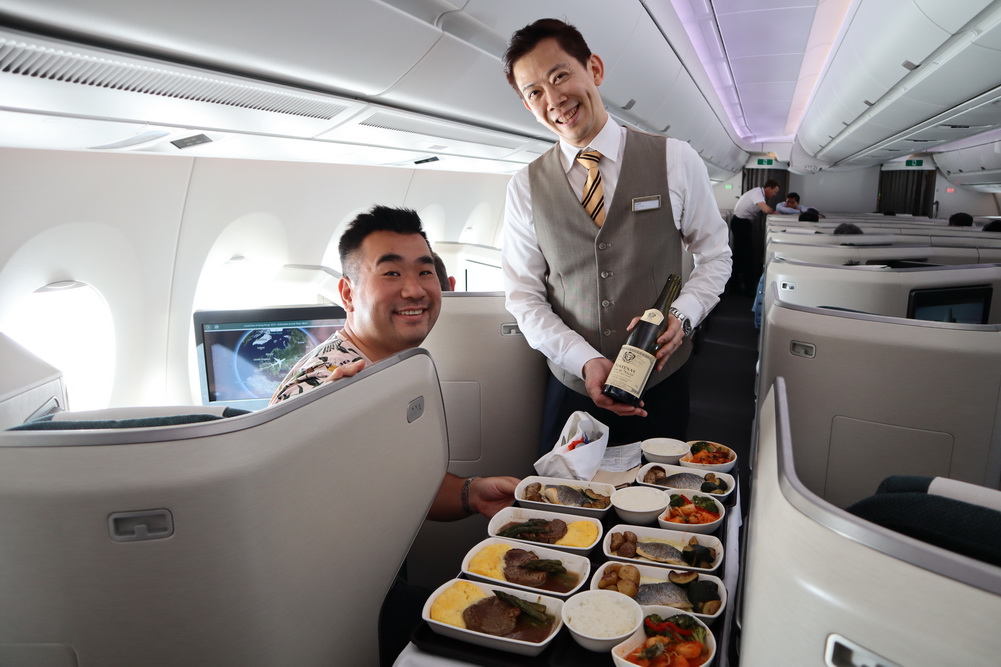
(529, 128), (691, 395)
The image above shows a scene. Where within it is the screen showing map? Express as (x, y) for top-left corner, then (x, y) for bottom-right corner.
(194, 305), (346, 408)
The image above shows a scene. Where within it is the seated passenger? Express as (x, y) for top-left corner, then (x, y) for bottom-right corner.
(949, 212), (974, 227)
(270, 206), (518, 521)
(984, 220), (1001, 232)
(778, 193), (824, 217)
(798, 208), (821, 223)
(833, 222), (863, 235)
(270, 205), (521, 665)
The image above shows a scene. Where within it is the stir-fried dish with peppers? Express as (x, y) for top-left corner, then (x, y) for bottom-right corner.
(662, 494), (721, 525)
(622, 613), (711, 667)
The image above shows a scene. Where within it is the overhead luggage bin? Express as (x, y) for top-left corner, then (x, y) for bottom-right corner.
(740, 378), (1001, 665)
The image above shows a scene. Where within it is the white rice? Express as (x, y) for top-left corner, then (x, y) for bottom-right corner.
(565, 593), (639, 638)
(613, 486), (668, 512)
(643, 439), (688, 456)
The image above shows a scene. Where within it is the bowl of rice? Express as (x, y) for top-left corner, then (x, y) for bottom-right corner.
(641, 438), (689, 464)
(611, 486), (670, 525)
(561, 589), (643, 652)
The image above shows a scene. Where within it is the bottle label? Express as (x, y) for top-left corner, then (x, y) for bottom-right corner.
(639, 309), (665, 326)
(605, 345), (656, 397)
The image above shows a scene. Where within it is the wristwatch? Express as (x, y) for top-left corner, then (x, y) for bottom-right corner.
(669, 307), (692, 337)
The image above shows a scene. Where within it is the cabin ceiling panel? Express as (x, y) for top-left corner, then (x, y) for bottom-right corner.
(914, 0), (997, 33)
(0, 0), (444, 97)
(375, 33), (543, 142)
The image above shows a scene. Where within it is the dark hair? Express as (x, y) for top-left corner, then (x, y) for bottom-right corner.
(763, 179), (780, 190)
(799, 208), (820, 223)
(786, 192), (800, 202)
(834, 222), (863, 235)
(949, 212), (974, 227)
(432, 253), (452, 291)
(983, 220), (1001, 232)
(338, 206), (429, 279)
(503, 18), (592, 94)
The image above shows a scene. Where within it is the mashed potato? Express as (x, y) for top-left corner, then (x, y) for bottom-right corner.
(555, 520), (599, 548)
(467, 542), (511, 580)
(429, 580), (489, 628)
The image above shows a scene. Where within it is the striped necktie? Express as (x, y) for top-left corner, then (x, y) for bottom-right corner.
(576, 149), (605, 227)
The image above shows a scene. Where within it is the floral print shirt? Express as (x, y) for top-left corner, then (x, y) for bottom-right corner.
(268, 330), (369, 404)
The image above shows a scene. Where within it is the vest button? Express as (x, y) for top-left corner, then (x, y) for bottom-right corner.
(598, 242), (607, 250)
(601, 300), (610, 307)
(601, 271), (613, 278)
(603, 329), (612, 336)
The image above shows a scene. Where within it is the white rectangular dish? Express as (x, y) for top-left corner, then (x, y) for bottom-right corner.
(487, 505), (604, 555)
(635, 461), (735, 501)
(422, 578), (564, 656)
(589, 560), (727, 622)
(515, 475), (615, 518)
(461, 536), (590, 597)
(602, 523), (724, 573)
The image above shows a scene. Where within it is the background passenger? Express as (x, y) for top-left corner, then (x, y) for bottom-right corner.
(798, 208), (820, 223)
(500, 18), (732, 451)
(983, 220), (1001, 232)
(834, 222), (863, 235)
(776, 192), (807, 214)
(432, 252), (456, 291)
(949, 212), (974, 226)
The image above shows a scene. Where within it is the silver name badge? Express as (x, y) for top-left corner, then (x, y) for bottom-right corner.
(632, 195), (662, 212)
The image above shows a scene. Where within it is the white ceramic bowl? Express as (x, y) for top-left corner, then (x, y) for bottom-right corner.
(678, 440), (738, 473)
(634, 461), (735, 501)
(602, 523), (724, 573)
(589, 561), (727, 622)
(460, 537), (590, 597)
(515, 476), (615, 518)
(487, 505), (604, 555)
(560, 589), (643, 653)
(422, 578), (564, 656)
(640, 437), (689, 464)
(611, 606), (716, 667)
(657, 493), (726, 534)
(611, 486), (670, 525)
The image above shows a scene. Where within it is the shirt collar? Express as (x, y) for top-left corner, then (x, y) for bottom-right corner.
(558, 118), (622, 174)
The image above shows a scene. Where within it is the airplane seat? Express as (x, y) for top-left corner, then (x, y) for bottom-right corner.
(846, 475), (1001, 568)
(758, 287), (1001, 507)
(740, 378), (1001, 665)
(0, 331), (67, 430)
(0, 348), (448, 667)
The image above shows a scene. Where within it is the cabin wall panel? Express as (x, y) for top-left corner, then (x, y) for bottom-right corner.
(0, 147), (193, 407)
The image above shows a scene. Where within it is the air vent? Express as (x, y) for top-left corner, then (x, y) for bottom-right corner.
(360, 111), (523, 149)
(0, 37), (350, 120)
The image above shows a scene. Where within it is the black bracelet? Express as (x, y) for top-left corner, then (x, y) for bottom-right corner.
(461, 476), (481, 515)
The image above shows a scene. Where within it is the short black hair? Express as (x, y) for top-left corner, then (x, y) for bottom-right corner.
(786, 192), (800, 202)
(432, 253), (452, 291)
(799, 208), (820, 222)
(949, 212), (974, 227)
(503, 18), (592, 95)
(763, 179), (780, 190)
(834, 222), (863, 235)
(338, 206), (429, 279)
(983, 220), (1001, 232)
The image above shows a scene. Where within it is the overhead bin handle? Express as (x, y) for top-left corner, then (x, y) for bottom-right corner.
(108, 509), (174, 542)
(825, 633), (900, 667)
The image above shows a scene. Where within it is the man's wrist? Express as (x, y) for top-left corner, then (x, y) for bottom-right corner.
(461, 476), (481, 515)
(669, 307), (692, 337)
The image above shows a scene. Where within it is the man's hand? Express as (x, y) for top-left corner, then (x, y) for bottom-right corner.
(468, 476), (520, 518)
(582, 357), (648, 417)
(652, 315), (685, 372)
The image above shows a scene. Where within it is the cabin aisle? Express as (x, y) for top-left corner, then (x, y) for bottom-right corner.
(686, 290), (758, 503)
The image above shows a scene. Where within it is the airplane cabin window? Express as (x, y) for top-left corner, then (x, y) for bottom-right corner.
(0, 282), (115, 411)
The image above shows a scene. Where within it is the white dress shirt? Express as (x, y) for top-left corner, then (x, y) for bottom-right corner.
(733, 186), (767, 219)
(502, 120), (732, 380)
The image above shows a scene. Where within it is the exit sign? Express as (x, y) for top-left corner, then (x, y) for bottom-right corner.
(756, 158), (774, 165)
(905, 159), (924, 166)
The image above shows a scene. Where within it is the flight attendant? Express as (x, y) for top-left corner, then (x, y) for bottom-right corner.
(500, 18), (732, 451)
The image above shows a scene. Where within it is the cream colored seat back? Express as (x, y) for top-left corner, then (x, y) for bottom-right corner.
(0, 349), (447, 667)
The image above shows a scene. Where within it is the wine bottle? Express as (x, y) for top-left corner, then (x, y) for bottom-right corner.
(601, 273), (683, 406)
